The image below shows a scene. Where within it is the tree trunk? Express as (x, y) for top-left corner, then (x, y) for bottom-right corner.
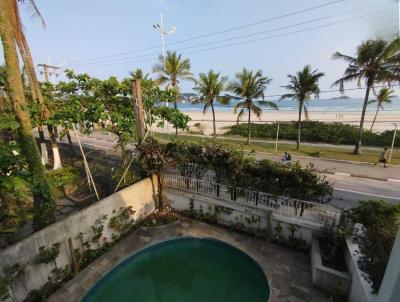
(66, 129), (73, 145)
(38, 124), (49, 165)
(0, 1), (55, 230)
(247, 107), (251, 144)
(297, 100), (303, 150)
(370, 106), (380, 131)
(47, 124), (62, 169)
(211, 103), (216, 142)
(354, 82), (372, 154)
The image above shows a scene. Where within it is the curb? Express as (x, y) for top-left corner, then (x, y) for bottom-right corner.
(329, 171), (400, 182)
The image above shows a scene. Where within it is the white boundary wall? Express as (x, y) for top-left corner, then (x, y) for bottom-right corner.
(166, 188), (322, 245)
(344, 237), (376, 302)
(0, 176), (157, 301)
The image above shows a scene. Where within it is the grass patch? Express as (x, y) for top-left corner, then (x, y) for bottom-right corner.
(154, 133), (400, 165)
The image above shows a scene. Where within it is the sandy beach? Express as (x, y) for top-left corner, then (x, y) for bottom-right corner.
(159, 110), (399, 135)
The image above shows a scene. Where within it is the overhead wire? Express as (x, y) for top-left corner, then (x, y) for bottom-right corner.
(65, 0), (346, 64)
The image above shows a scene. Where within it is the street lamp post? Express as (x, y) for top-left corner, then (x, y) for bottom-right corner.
(153, 13), (176, 134)
(153, 13), (176, 68)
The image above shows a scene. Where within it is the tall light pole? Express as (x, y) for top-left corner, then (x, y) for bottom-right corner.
(153, 13), (176, 69)
(153, 13), (176, 134)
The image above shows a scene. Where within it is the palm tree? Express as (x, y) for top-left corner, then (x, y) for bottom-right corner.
(369, 87), (394, 131)
(193, 70), (229, 141)
(0, 0), (55, 229)
(153, 50), (194, 110)
(227, 68), (276, 144)
(332, 37), (400, 154)
(281, 65), (324, 150)
(129, 68), (150, 81)
(8, 0), (52, 165)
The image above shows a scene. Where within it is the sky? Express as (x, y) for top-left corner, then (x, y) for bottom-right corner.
(8, 0), (400, 98)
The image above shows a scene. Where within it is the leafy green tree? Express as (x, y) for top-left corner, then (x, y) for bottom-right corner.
(129, 68), (150, 81)
(137, 138), (168, 209)
(153, 51), (194, 135)
(368, 87), (394, 131)
(351, 200), (400, 292)
(0, 0), (55, 229)
(332, 37), (400, 154)
(156, 107), (191, 135)
(193, 70), (229, 141)
(281, 65), (324, 150)
(227, 68), (276, 144)
(0, 114), (34, 242)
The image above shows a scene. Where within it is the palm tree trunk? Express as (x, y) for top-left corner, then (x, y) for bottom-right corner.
(354, 82), (371, 154)
(370, 106), (380, 131)
(247, 107), (251, 144)
(16, 28), (50, 165)
(0, 1), (55, 230)
(211, 103), (217, 142)
(297, 100), (303, 150)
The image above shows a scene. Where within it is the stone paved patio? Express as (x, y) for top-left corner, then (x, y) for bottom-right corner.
(49, 218), (329, 302)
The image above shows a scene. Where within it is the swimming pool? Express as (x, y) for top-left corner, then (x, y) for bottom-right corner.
(82, 237), (270, 302)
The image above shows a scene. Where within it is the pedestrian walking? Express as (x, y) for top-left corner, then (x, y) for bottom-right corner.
(375, 147), (388, 168)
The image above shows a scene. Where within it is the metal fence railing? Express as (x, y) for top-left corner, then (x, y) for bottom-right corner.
(164, 173), (340, 224)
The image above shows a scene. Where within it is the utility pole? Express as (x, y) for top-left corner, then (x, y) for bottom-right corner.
(37, 63), (60, 84)
(132, 79), (145, 143)
(388, 123), (398, 164)
(38, 62), (62, 169)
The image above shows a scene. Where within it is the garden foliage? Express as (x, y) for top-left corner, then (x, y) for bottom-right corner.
(226, 121), (400, 147)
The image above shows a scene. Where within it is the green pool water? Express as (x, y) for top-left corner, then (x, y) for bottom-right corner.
(82, 237), (270, 302)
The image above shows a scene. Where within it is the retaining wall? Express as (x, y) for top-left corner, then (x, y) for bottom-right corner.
(0, 176), (157, 301)
(344, 237), (376, 302)
(166, 188), (321, 245)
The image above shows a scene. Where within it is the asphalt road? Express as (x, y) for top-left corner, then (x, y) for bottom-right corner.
(39, 129), (400, 209)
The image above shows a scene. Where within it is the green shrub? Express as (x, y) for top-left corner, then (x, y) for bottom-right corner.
(319, 222), (346, 271)
(165, 141), (332, 202)
(47, 167), (81, 198)
(225, 121), (400, 147)
(351, 200), (400, 292)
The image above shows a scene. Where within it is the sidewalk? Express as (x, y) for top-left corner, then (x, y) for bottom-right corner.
(255, 152), (400, 181)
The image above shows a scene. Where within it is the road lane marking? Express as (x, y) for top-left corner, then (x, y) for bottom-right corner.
(334, 187), (400, 200)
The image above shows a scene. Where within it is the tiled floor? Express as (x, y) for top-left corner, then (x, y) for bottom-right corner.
(49, 218), (328, 302)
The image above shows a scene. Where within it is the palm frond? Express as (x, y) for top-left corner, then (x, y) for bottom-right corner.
(258, 100), (279, 110)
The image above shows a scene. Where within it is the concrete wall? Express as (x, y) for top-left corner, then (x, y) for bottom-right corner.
(311, 239), (351, 295)
(166, 188), (321, 245)
(0, 176), (157, 301)
(344, 237), (376, 302)
(377, 228), (400, 302)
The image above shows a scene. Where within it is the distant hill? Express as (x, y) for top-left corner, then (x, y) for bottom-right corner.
(180, 93), (198, 102)
(330, 95), (350, 100)
(180, 93), (197, 99)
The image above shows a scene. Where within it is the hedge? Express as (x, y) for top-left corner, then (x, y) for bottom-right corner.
(225, 121), (400, 147)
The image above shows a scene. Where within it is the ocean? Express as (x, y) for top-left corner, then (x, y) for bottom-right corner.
(175, 97), (400, 113)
